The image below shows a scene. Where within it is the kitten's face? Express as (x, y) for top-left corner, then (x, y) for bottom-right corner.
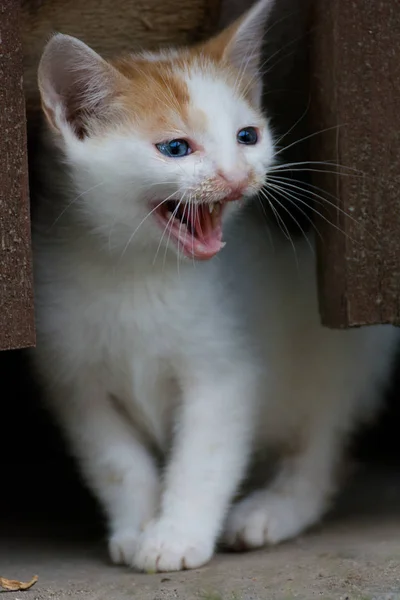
(38, 0), (275, 260)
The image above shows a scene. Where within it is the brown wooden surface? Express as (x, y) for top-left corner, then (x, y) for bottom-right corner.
(0, 0), (35, 350)
(22, 0), (221, 119)
(310, 0), (400, 328)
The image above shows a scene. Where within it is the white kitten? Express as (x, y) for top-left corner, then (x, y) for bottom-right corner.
(31, 0), (398, 573)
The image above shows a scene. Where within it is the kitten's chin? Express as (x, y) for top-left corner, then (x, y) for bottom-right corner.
(153, 199), (229, 261)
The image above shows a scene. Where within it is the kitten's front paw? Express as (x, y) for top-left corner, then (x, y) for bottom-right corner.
(223, 489), (321, 550)
(109, 528), (140, 566)
(133, 519), (214, 572)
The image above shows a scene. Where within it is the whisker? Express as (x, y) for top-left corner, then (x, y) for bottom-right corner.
(273, 96), (312, 149)
(269, 160), (400, 186)
(151, 193), (184, 266)
(260, 189), (289, 241)
(163, 193), (186, 269)
(51, 176), (183, 235)
(267, 175), (378, 239)
(265, 181), (361, 246)
(161, 196), (184, 268)
(264, 189), (314, 254)
(257, 22), (322, 80)
(195, 200), (205, 241)
(189, 195), (196, 266)
(262, 185), (319, 248)
(267, 173), (342, 209)
(261, 188), (299, 269)
(269, 160), (356, 174)
(119, 188), (184, 262)
(255, 195), (275, 252)
(49, 180), (106, 229)
(177, 198), (190, 276)
(274, 124), (345, 158)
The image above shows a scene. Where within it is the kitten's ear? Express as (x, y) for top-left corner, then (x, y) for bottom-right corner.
(38, 33), (125, 139)
(206, 0), (275, 103)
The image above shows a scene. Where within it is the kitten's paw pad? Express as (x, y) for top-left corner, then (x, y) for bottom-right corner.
(133, 519), (214, 572)
(223, 490), (316, 550)
(109, 529), (140, 566)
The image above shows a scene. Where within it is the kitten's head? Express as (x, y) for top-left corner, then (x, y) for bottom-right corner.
(38, 0), (275, 260)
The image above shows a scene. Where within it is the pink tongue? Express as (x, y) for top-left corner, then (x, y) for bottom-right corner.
(183, 205), (224, 260)
(190, 233), (225, 259)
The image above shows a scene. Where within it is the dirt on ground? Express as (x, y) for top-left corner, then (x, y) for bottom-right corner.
(1, 467), (400, 600)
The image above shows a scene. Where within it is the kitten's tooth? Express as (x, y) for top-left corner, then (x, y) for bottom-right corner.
(210, 202), (221, 228)
(208, 203), (214, 214)
(166, 211), (174, 220)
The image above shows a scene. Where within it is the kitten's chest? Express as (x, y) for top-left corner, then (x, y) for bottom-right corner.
(84, 271), (182, 374)
(79, 272), (185, 445)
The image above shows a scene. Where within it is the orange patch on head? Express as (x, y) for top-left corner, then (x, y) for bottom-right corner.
(111, 57), (190, 136)
(102, 18), (258, 139)
(186, 106), (208, 137)
(108, 36), (255, 138)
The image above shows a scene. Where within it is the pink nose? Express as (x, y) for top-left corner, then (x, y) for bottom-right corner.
(217, 170), (249, 199)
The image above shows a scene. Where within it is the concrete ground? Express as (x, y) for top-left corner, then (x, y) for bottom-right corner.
(2, 467), (400, 600)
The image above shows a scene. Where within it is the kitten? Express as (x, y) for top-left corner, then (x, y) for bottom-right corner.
(32, 0), (398, 573)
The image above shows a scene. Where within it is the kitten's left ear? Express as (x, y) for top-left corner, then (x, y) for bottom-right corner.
(206, 0), (275, 104)
(38, 33), (127, 140)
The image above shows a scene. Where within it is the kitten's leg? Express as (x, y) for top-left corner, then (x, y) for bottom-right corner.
(133, 370), (254, 572)
(223, 420), (342, 549)
(223, 325), (397, 550)
(49, 379), (160, 565)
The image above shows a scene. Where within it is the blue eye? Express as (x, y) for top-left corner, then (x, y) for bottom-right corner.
(237, 127), (258, 145)
(156, 139), (191, 157)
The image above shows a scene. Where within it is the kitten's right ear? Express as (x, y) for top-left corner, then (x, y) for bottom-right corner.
(205, 0), (275, 105)
(38, 33), (125, 139)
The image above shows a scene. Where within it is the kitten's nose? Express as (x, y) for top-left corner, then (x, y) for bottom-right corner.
(217, 170), (249, 200)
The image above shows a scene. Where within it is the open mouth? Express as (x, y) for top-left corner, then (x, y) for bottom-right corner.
(154, 200), (227, 260)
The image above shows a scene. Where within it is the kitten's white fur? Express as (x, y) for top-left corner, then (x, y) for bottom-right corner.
(32, 0), (398, 572)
